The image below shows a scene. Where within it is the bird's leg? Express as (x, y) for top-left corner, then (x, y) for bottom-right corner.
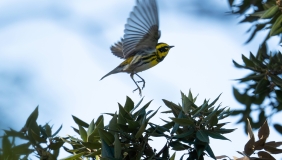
(135, 73), (145, 90)
(130, 73), (142, 96)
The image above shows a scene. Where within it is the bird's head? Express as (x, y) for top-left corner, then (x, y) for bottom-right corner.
(156, 43), (174, 58)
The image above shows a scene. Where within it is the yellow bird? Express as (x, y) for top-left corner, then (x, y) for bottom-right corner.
(100, 0), (174, 96)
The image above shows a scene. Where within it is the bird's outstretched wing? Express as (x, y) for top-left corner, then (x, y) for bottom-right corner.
(123, 0), (160, 58)
(110, 39), (125, 59)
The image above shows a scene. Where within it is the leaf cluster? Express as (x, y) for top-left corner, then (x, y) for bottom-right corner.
(232, 43), (282, 133)
(160, 91), (234, 159)
(61, 115), (104, 160)
(0, 106), (64, 160)
(60, 92), (235, 160)
(228, 0), (282, 44)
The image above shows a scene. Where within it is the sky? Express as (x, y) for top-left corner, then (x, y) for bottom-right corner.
(0, 0), (281, 159)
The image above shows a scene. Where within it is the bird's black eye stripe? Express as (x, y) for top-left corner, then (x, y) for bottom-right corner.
(158, 47), (168, 52)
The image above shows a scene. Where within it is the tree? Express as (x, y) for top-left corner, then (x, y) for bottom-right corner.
(1, 0), (282, 159)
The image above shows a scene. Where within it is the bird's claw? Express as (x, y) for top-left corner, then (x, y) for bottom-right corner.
(136, 81), (145, 90)
(133, 87), (142, 96)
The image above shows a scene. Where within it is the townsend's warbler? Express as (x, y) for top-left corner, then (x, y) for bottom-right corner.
(101, 0), (174, 96)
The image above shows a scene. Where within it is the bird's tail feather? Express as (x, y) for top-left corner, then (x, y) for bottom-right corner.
(100, 67), (122, 80)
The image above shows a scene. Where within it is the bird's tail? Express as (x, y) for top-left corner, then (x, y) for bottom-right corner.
(100, 67), (123, 80)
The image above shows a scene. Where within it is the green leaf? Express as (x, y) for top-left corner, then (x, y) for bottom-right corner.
(233, 87), (246, 104)
(48, 140), (64, 150)
(114, 134), (121, 159)
(270, 75), (282, 88)
(2, 135), (12, 156)
(181, 91), (191, 113)
(31, 129), (47, 143)
(170, 118), (194, 126)
(188, 89), (193, 101)
(193, 101), (209, 117)
(146, 106), (161, 122)
(242, 54), (255, 67)
(52, 124), (63, 137)
(4, 129), (26, 139)
(101, 139), (114, 159)
(87, 119), (95, 137)
(249, 52), (266, 68)
(133, 100), (152, 119)
(130, 97), (144, 114)
(232, 60), (246, 68)
(275, 90), (282, 102)
(98, 129), (114, 146)
(118, 103), (133, 120)
(214, 128), (236, 134)
(162, 99), (182, 118)
(135, 123), (146, 139)
(270, 14), (282, 36)
(24, 106), (39, 129)
(45, 124), (52, 137)
(172, 127), (194, 139)
(108, 113), (118, 134)
(124, 96), (134, 112)
(207, 94), (221, 109)
(81, 141), (101, 149)
(28, 119), (40, 140)
(206, 131), (230, 141)
(255, 78), (269, 94)
(196, 130), (209, 143)
(72, 115), (89, 128)
(171, 111), (184, 134)
(170, 141), (189, 151)
(79, 125), (87, 142)
(127, 119), (140, 130)
(12, 142), (33, 155)
(205, 144), (216, 160)
(261, 5), (278, 19)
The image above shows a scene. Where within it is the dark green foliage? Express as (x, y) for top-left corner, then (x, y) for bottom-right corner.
(0, 106), (64, 160)
(60, 93), (234, 160)
(161, 91), (233, 159)
(232, 43), (282, 134)
(61, 115), (103, 159)
(229, 0), (282, 44)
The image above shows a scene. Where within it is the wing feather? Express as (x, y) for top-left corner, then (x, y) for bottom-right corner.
(123, 0), (160, 58)
(110, 39), (124, 59)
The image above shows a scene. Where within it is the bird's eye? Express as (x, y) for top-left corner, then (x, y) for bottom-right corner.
(159, 47), (167, 52)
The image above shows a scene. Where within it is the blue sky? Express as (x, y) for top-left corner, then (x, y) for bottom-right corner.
(0, 0), (281, 159)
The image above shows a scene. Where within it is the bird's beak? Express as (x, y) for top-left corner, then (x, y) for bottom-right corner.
(169, 46), (174, 48)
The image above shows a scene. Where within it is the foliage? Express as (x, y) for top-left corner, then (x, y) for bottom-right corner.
(217, 119), (282, 160)
(232, 43), (282, 133)
(228, 0), (282, 136)
(0, 92), (235, 160)
(228, 0), (282, 44)
(0, 106), (64, 160)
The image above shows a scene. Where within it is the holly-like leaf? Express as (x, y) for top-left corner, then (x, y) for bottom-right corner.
(196, 130), (209, 143)
(261, 5), (278, 19)
(98, 129), (114, 146)
(72, 115), (89, 128)
(170, 118), (194, 126)
(79, 125), (87, 142)
(124, 96), (134, 112)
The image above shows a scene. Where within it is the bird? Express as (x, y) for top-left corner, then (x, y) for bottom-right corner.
(100, 0), (174, 96)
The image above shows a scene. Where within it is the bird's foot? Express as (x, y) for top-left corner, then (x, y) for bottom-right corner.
(136, 81), (145, 90)
(133, 87), (142, 96)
